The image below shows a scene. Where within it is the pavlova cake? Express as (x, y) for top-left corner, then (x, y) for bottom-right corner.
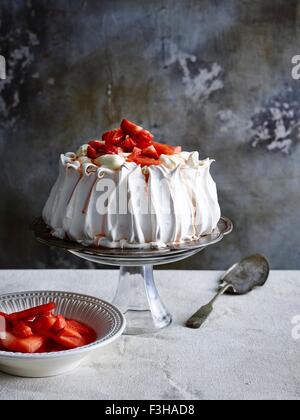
(43, 119), (221, 249)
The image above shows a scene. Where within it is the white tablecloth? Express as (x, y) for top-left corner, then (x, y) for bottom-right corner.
(0, 270), (299, 400)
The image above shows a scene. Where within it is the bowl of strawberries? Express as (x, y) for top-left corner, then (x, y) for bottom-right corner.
(0, 291), (126, 378)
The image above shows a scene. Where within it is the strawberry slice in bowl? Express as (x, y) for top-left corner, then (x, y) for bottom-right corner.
(12, 321), (34, 339)
(7, 303), (56, 323)
(1, 333), (46, 354)
(0, 291), (126, 378)
(32, 314), (57, 335)
(52, 315), (67, 333)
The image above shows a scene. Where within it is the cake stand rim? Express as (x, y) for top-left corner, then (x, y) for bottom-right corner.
(31, 216), (233, 259)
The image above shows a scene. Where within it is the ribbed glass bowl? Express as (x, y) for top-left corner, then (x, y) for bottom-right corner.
(0, 291), (126, 378)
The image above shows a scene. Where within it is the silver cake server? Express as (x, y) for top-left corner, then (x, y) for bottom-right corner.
(186, 254), (270, 329)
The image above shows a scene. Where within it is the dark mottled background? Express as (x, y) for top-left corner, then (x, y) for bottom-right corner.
(0, 0), (299, 270)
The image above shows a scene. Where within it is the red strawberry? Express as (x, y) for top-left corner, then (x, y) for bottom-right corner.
(50, 334), (87, 350)
(67, 320), (96, 337)
(142, 145), (159, 159)
(87, 145), (99, 159)
(88, 140), (106, 153)
(132, 147), (142, 155)
(121, 119), (143, 136)
(12, 321), (33, 338)
(48, 322), (95, 350)
(127, 147), (142, 161)
(102, 129), (124, 146)
(8, 303), (56, 323)
(137, 129), (154, 142)
(153, 142), (182, 156)
(121, 135), (137, 152)
(121, 119), (154, 147)
(0, 332), (45, 353)
(57, 325), (82, 339)
(134, 133), (153, 149)
(105, 145), (123, 155)
(33, 314), (57, 335)
(52, 315), (67, 333)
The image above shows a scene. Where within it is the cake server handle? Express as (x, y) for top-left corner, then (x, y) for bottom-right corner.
(186, 283), (231, 329)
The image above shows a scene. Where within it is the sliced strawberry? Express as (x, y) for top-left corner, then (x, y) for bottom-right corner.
(127, 150), (141, 163)
(102, 129), (124, 146)
(134, 157), (160, 167)
(47, 331), (87, 350)
(52, 315), (67, 333)
(134, 133), (153, 149)
(33, 314), (57, 335)
(87, 145), (99, 159)
(142, 145), (159, 159)
(54, 335), (87, 350)
(8, 303), (56, 323)
(153, 142), (182, 156)
(12, 321), (33, 338)
(121, 135), (137, 152)
(121, 119), (143, 136)
(67, 320), (96, 337)
(105, 144), (123, 155)
(133, 147), (143, 155)
(88, 140), (106, 153)
(0, 332), (45, 353)
(127, 147), (142, 160)
(121, 119), (154, 148)
(58, 325), (82, 339)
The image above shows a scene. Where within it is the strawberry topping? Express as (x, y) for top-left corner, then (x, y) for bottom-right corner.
(81, 119), (182, 167)
(105, 145), (123, 155)
(121, 135), (137, 152)
(102, 129), (124, 145)
(153, 142), (182, 156)
(142, 145), (159, 160)
(88, 140), (106, 153)
(87, 145), (100, 160)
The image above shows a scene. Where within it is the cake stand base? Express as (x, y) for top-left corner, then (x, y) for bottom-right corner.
(113, 266), (172, 335)
(32, 217), (233, 335)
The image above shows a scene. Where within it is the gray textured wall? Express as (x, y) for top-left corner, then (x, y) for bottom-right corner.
(0, 0), (299, 269)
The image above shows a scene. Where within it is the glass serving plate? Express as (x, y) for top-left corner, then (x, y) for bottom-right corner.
(32, 217), (233, 335)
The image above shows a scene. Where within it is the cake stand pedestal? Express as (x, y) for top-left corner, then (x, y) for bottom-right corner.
(32, 217), (233, 335)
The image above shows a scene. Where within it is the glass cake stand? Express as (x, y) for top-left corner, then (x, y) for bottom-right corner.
(32, 217), (233, 335)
